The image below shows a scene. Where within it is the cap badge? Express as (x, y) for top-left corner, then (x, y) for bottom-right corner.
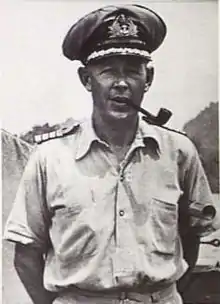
(108, 14), (138, 38)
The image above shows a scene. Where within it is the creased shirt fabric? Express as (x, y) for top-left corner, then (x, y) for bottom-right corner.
(4, 118), (219, 292)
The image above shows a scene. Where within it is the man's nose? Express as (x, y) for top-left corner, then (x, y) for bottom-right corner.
(113, 80), (129, 92)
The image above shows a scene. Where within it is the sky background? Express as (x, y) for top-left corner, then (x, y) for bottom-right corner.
(0, 0), (218, 135)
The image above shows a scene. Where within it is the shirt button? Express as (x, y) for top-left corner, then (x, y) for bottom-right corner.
(119, 210), (125, 216)
(120, 175), (124, 182)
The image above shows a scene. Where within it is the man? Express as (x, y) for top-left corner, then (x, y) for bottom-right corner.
(4, 4), (219, 304)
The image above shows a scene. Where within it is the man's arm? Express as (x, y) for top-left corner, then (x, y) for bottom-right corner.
(4, 148), (55, 302)
(177, 137), (219, 293)
(14, 243), (56, 304)
(180, 138), (220, 236)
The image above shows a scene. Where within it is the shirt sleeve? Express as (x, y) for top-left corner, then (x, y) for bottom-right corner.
(181, 138), (220, 237)
(4, 147), (51, 252)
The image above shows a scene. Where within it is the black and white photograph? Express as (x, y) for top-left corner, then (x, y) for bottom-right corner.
(1, 1), (219, 304)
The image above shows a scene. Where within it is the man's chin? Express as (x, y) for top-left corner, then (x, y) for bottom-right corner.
(106, 109), (136, 122)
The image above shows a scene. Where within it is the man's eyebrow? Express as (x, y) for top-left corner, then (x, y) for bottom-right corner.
(126, 64), (141, 69)
(88, 61), (113, 68)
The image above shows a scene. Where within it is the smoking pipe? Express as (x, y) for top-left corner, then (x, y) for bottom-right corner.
(124, 100), (172, 126)
(200, 238), (220, 247)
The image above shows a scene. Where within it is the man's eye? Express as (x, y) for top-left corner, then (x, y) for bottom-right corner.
(100, 68), (113, 75)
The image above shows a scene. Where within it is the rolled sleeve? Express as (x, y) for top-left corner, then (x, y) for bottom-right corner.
(4, 147), (51, 252)
(183, 140), (220, 236)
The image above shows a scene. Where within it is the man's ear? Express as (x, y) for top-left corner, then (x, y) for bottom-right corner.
(144, 63), (154, 93)
(78, 67), (92, 92)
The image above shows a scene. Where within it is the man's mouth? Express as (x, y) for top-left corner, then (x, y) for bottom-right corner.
(110, 96), (131, 106)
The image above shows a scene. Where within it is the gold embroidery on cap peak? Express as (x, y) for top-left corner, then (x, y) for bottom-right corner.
(87, 47), (151, 63)
(108, 14), (138, 38)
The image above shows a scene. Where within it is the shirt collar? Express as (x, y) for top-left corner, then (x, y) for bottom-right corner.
(75, 119), (109, 160)
(75, 117), (161, 160)
(137, 118), (161, 150)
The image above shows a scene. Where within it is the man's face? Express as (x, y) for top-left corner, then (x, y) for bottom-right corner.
(85, 56), (148, 122)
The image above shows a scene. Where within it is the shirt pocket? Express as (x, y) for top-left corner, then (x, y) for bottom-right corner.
(51, 205), (98, 264)
(52, 204), (82, 226)
(149, 197), (178, 254)
(50, 205), (82, 246)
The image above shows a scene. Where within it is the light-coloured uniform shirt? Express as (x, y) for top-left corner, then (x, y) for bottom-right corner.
(4, 118), (219, 293)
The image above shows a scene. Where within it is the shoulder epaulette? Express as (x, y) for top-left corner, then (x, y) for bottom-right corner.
(34, 118), (80, 144)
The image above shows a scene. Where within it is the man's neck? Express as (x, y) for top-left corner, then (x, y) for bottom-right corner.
(92, 113), (139, 148)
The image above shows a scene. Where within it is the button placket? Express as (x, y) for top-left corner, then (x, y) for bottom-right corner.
(116, 158), (133, 224)
(119, 156), (133, 183)
(119, 209), (125, 216)
(113, 150), (136, 280)
(120, 175), (124, 182)
(119, 160), (126, 182)
(117, 160), (128, 220)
